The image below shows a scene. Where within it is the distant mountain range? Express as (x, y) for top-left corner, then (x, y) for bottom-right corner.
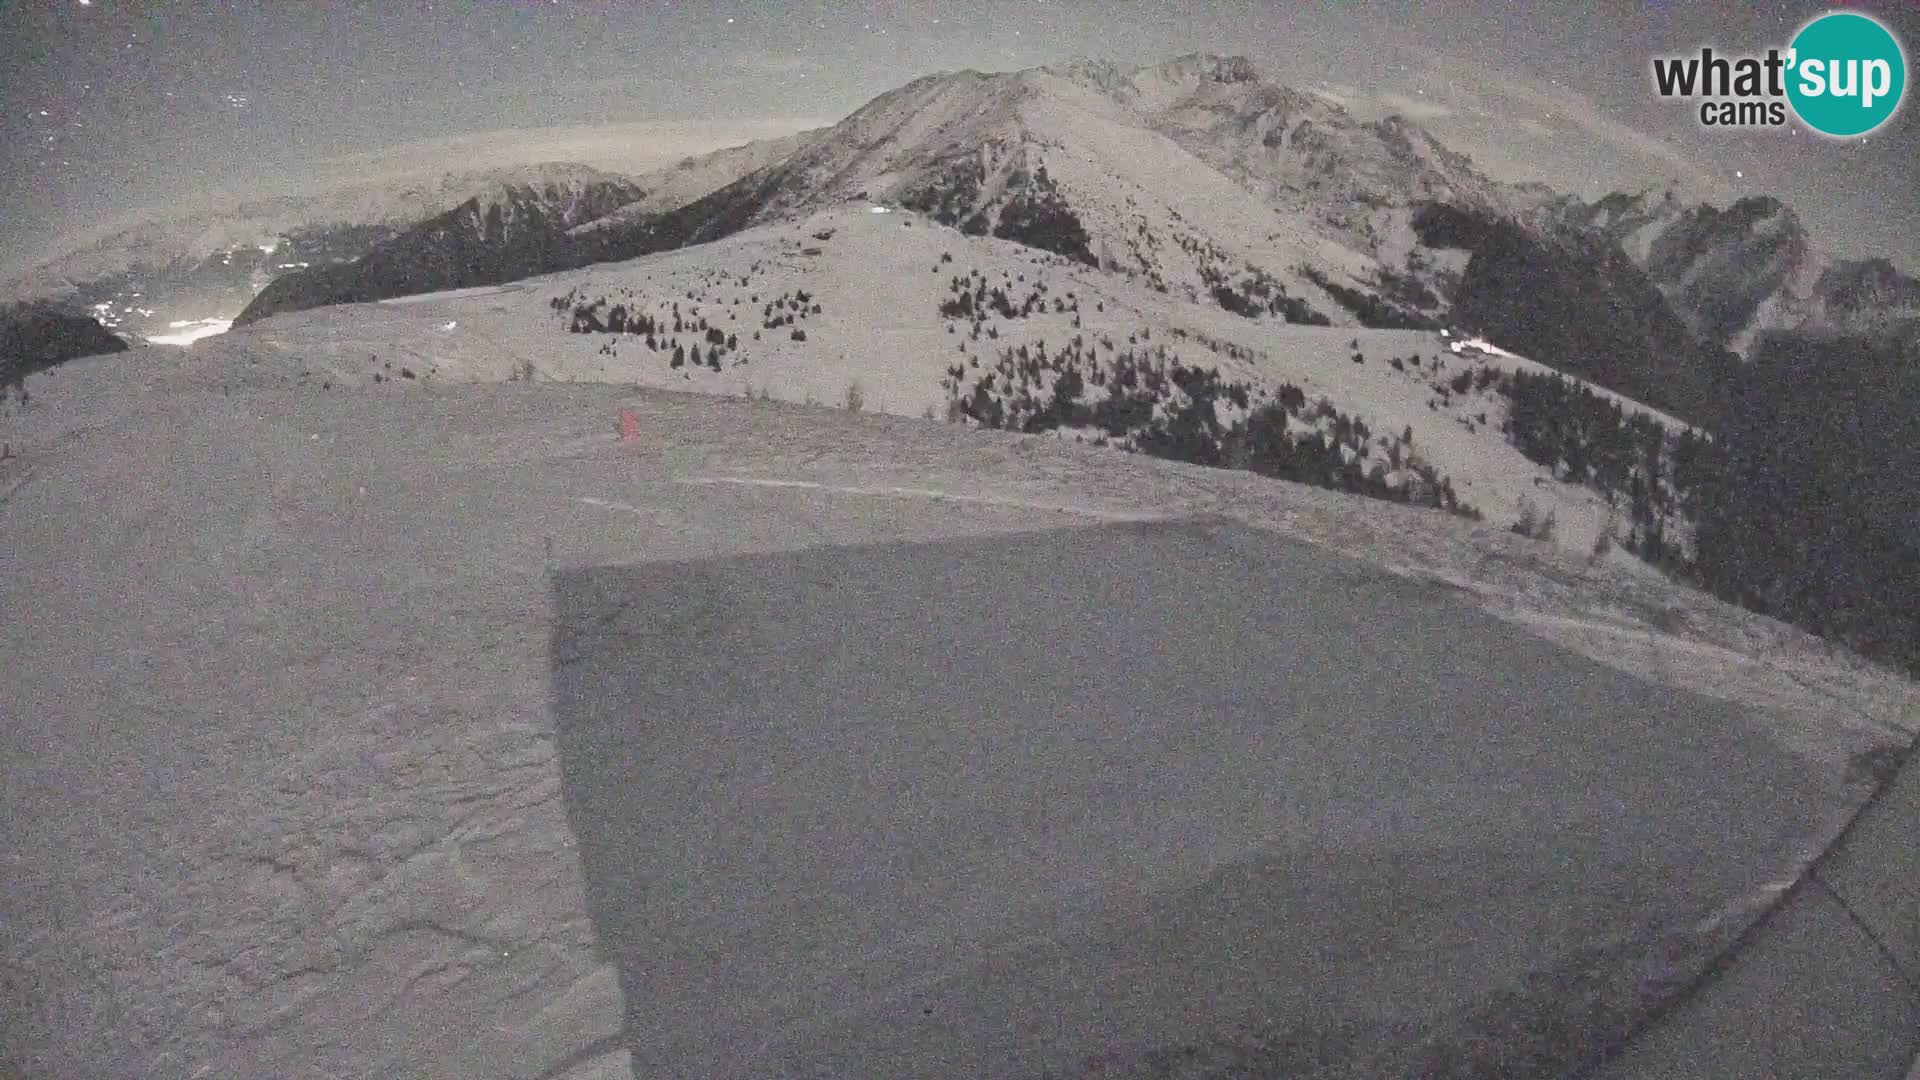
(2, 164), (650, 343)
(1541, 188), (1920, 357)
(10, 54), (1918, 428)
(232, 167), (646, 323)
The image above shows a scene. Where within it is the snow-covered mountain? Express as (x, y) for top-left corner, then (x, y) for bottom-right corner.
(571, 129), (824, 232)
(1056, 55), (1530, 254)
(15, 51), (1916, 409)
(24, 53), (1920, 439)
(1544, 188), (1920, 358)
(240, 55), (1570, 330)
(182, 53), (1920, 571)
(235, 167), (646, 323)
(12, 163), (647, 292)
(12, 54), (1920, 1080)
(232, 54), (1832, 432)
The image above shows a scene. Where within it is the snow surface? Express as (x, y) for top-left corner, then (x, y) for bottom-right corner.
(3, 348), (1911, 1078)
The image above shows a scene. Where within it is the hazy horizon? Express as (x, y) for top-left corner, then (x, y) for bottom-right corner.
(3, 118), (829, 275)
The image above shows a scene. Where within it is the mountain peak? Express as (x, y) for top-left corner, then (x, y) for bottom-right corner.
(1150, 53), (1260, 83)
(1046, 56), (1131, 89)
(1044, 53), (1261, 108)
(1721, 194), (1793, 229)
(242, 50), (1532, 326)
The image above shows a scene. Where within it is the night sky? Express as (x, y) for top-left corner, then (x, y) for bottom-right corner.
(3, 0), (1917, 273)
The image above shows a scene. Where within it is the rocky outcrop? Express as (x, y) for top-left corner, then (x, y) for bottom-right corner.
(1808, 258), (1920, 342)
(1550, 188), (1919, 359)
(1637, 197), (1814, 349)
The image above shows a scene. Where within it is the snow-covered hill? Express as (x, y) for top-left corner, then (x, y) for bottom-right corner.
(10, 322), (1914, 1080)
(193, 204), (1696, 565)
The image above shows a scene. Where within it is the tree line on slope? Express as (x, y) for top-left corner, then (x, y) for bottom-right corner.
(940, 333), (1479, 520)
(1496, 368), (1704, 566)
(1691, 333), (1920, 674)
(1495, 335), (1920, 676)
(899, 160), (1098, 268)
(552, 282), (826, 369)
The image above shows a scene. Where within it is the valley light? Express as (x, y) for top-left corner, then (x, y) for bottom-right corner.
(148, 318), (233, 346)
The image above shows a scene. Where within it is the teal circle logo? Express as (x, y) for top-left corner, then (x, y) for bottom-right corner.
(1786, 11), (1907, 137)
